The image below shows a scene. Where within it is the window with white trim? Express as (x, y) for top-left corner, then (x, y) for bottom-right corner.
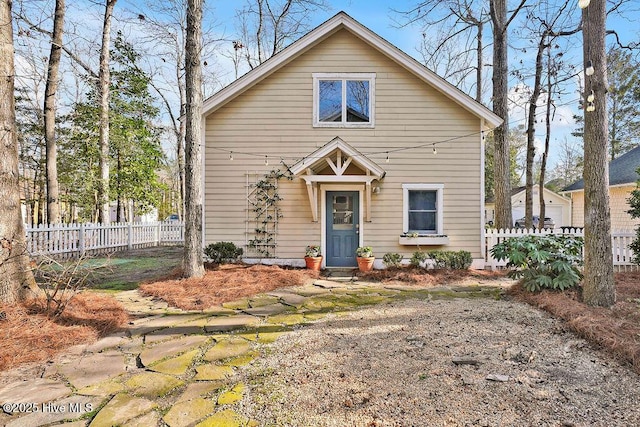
(402, 184), (444, 235)
(313, 73), (375, 128)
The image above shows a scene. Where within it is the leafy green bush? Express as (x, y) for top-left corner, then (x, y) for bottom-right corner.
(428, 250), (472, 270)
(490, 235), (584, 292)
(410, 251), (428, 268)
(382, 253), (403, 268)
(204, 242), (243, 264)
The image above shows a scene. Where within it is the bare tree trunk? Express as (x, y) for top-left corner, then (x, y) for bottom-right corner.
(183, 0), (204, 278)
(97, 0), (117, 224)
(490, 0), (512, 230)
(178, 86), (186, 219)
(539, 50), (552, 230)
(582, 0), (615, 307)
(44, 0), (64, 225)
(475, 21), (483, 103)
(0, 0), (39, 303)
(525, 37), (546, 230)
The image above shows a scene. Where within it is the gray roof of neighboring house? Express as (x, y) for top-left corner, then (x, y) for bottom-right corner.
(562, 145), (640, 192)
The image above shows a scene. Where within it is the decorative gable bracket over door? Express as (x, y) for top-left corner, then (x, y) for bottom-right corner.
(290, 137), (385, 222)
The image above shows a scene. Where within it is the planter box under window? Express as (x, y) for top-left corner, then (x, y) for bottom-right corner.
(398, 235), (449, 246)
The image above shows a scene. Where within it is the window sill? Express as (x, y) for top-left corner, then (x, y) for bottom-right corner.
(399, 235), (449, 245)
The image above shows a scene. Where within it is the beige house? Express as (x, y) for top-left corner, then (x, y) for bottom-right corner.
(485, 184), (572, 229)
(201, 12), (502, 269)
(562, 146), (640, 231)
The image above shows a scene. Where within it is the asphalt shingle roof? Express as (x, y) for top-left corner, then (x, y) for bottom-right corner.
(562, 145), (640, 192)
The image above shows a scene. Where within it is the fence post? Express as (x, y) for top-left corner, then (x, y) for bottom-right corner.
(79, 223), (85, 257)
(128, 223), (133, 250)
(156, 222), (161, 247)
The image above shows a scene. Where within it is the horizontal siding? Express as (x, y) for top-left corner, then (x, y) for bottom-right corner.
(204, 28), (485, 259)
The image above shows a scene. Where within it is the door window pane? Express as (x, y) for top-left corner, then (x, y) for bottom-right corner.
(332, 195), (353, 230)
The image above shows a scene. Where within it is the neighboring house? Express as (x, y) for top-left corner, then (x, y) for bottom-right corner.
(562, 145), (640, 231)
(485, 184), (571, 228)
(201, 12), (502, 269)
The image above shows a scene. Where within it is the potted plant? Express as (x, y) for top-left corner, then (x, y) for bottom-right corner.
(356, 246), (375, 272)
(304, 245), (323, 270)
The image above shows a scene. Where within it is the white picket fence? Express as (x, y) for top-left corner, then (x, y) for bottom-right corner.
(485, 228), (638, 271)
(26, 221), (185, 257)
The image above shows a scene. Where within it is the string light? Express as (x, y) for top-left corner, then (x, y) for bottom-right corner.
(385, 152), (390, 163)
(432, 145), (437, 155)
(481, 130), (485, 141)
(229, 151), (233, 161)
(585, 60), (594, 76)
(587, 90), (595, 102)
(578, 0), (590, 8)
(586, 102), (595, 112)
(264, 156), (269, 166)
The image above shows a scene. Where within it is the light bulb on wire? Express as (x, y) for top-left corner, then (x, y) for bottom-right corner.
(578, 0), (591, 8)
(264, 156), (269, 166)
(385, 152), (390, 163)
(587, 90), (595, 102)
(432, 145), (437, 155)
(586, 102), (595, 112)
(229, 151), (233, 161)
(585, 60), (595, 76)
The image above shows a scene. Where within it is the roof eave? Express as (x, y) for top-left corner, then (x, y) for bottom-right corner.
(201, 12), (503, 129)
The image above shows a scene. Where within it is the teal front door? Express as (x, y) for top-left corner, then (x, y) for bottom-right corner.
(326, 191), (359, 267)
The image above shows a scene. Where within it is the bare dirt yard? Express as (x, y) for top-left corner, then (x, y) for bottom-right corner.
(239, 296), (640, 427)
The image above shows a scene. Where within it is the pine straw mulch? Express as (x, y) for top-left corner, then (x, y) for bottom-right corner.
(0, 293), (129, 372)
(139, 264), (320, 310)
(509, 271), (640, 375)
(359, 266), (509, 286)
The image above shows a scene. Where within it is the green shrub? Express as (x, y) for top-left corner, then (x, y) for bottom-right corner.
(428, 250), (472, 270)
(490, 234), (583, 292)
(204, 242), (243, 264)
(382, 253), (403, 268)
(410, 251), (428, 268)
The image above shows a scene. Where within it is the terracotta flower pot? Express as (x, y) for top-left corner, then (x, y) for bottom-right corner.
(356, 256), (375, 272)
(305, 256), (323, 271)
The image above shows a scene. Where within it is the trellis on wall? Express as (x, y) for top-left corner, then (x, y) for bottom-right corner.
(245, 167), (292, 257)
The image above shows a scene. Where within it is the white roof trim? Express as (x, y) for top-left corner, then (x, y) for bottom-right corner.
(289, 136), (385, 178)
(201, 12), (503, 129)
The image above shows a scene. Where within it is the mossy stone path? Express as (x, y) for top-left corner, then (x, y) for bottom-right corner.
(0, 278), (505, 426)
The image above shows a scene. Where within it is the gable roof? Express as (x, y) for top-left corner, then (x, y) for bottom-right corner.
(289, 136), (385, 178)
(562, 145), (640, 192)
(485, 184), (569, 204)
(201, 12), (502, 129)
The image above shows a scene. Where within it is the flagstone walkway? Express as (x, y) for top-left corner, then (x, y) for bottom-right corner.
(0, 278), (506, 427)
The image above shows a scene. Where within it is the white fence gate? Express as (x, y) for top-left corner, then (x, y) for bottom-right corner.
(26, 221), (185, 257)
(485, 228), (637, 271)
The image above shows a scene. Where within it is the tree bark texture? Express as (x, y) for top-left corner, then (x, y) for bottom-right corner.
(490, 0), (512, 230)
(183, 0), (205, 278)
(0, 0), (38, 303)
(97, 0), (117, 224)
(44, 0), (64, 225)
(582, 0), (615, 307)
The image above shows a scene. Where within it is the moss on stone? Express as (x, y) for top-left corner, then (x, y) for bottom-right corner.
(204, 337), (252, 362)
(124, 372), (184, 398)
(194, 364), (235, 381)
(149, 349), (199, 376)
(162, 397), (215, 427)
(195, 409), (251, 427)
(217, 383), (244, 405)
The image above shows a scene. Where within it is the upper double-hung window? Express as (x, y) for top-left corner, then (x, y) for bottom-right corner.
(313, 73), (375, 128)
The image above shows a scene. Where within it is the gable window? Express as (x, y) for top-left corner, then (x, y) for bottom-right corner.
(402, 184), (444, 235)
(313, 73), (375, 128)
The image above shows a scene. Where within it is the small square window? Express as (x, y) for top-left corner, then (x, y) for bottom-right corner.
(313, 73), (375, 128)
(402, 184), (444, 235)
